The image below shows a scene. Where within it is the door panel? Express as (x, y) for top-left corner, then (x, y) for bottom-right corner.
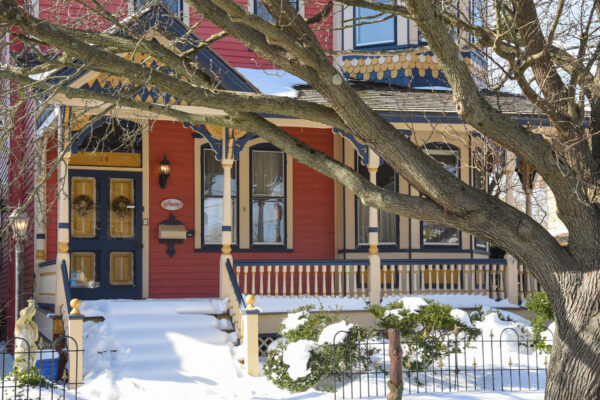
(70, 170), (142, 299)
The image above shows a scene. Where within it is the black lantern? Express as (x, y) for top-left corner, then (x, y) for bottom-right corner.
(159, 154), (171, 189)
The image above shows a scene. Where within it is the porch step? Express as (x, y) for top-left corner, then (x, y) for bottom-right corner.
(79, 299), (241, 385)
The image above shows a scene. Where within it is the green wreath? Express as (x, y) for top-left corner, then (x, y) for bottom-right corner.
(112, 196), (132, 219)
(73, 195), (94, 218)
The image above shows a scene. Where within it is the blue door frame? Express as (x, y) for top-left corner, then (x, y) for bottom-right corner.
(69, 170), (143, 299)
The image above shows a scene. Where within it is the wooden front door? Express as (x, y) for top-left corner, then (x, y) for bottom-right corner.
(69, 170), (142, 299)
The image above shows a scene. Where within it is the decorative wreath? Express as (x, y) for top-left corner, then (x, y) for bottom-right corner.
(112, 196), (132, 219)
(73, 195), (94, 218)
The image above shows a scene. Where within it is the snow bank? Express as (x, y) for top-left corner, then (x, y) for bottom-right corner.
(253, 295), (366, 313)
(382, 294), (520, 309)
(282, 340), (317, 379)
(318, 321), (353, 345)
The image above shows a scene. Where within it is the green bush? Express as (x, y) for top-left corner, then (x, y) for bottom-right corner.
(524, 291), (554, 353)
(368, 300), (481, 371)
(2, 365), (51, 388)
(263, 306), (377, 393)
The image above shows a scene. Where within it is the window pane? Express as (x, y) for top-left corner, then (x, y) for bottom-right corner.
(355, 1), (395, 47)
(252, 151), (284, 197)
(203, 198), (237, 245)
(255, 0), (298, 22)
(252, 198), (285, 244)
(357, 201), (368, 245)
(203, 149), (237, 196)
(422, 222), (459, 245)
(379, 210), (395, 244)
(431, 153), (459, 176)
(135, 0), (181, 15)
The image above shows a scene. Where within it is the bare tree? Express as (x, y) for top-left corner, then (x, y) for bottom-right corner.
(1, 0), (599, 397)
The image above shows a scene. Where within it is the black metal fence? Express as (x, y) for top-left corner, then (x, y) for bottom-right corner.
(332, 327), (553, 399)
(1, 336), (82, 400)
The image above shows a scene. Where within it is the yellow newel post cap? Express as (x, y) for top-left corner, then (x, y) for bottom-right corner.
(70, 298), (82, 315)
(246, 294), (256, 309)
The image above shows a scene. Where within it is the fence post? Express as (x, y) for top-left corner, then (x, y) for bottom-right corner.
(504, 255), (520, 305)
(68, 298), (84, 390)
(243, 296), (260, 377)
(387, 328), (403, 400)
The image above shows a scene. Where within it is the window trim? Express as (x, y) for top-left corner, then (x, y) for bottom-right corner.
(354, 153), (399, 248)
(421, 143), (461, 247)
(353, 5), (397, 48)
(200, 144), (239, 248)
(249, 143), (287, 248)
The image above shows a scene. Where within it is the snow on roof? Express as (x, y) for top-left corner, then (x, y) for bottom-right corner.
(237, 68), (305, 97)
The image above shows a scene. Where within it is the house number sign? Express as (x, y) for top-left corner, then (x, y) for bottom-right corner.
(160, 198), (184, 211)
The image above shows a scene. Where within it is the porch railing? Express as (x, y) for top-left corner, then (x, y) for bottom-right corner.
(519, 262), (543, 303)
(224, 259), (246, 339)
(232, 260), (370, 299)
(380, 259), (507, 300)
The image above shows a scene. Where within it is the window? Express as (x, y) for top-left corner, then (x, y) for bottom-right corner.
(354, 1), (395, 47)
(134, 0), (183, 17)
(254, 0), (299, 23)
(422, 145), (460, 246)
(203, 147), (237, 245)
(251, 147), (285, 245)
(472, 147), (487, 249)
(356, 159), (397, 246)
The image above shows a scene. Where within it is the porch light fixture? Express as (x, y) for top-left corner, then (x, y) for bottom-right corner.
(159, 154), (171, 189)
(9, 205), (29, 320)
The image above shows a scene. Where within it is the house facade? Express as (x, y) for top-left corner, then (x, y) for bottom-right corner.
(0, 1), (544, 343)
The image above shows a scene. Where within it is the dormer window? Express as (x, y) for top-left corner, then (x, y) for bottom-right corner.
(254, 0), (299, 23)
(354, 1), (396, 48)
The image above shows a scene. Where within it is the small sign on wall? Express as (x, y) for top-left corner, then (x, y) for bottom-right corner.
(160, 198), (184, 211)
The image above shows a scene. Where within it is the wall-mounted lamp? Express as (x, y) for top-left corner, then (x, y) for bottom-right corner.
(159, 154), (171, 189)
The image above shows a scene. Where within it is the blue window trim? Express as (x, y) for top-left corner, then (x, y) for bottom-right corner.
(200, 144), (239, 248)
(249, 143), (287, 249)
(353, 5), (397, 49)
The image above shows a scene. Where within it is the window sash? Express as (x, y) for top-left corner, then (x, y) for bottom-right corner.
(251, 149), (286, 245)
(354, 1), (396, 47)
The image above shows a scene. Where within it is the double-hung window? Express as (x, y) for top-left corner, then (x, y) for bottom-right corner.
(356, 159), (397, 246)
(134, 0), (183, 17)
(354, 0), (395, 48)
(422, 145), (460, 246)
(251, 146), (286, 245)
(472, 147), (487, 249)
(202, 147), (237, 245)
(254, 0), (299, 23)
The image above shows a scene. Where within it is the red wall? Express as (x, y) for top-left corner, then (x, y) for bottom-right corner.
(148, 122), (335, 298)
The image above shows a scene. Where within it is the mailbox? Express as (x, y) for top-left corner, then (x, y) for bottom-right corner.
(158, 223), (187, 240)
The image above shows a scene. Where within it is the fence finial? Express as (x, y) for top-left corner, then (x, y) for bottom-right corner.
(70, 298), (82, 315)
(246, 294), (256, 309)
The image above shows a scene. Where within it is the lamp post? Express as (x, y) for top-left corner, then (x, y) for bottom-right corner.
(10, 206), (29, 319)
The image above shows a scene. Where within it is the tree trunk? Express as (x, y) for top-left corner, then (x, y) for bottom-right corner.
(545, 270), (600, 400)
(387, 328), (403, 400)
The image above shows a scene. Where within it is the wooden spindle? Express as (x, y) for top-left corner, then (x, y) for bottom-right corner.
(398, 265), (404, 295)
(442, 264), (448, 294)
(306, 265), (311, 297)
(478, 265), (484, 295)
(337, 265), (344, 297)
(382, 264), (388, 297)
(267, 265), (272, 297)
(449, 265), (455, 294)
(519, 263), (524, 300)
(353, 265), (358, 298)
(435, 264), (441, 294)
(428, 265), (433, 294)
(498, 264), (505, 299)
(282, 266), (288, 297)
(483, 265), (489, 296)
(298, 265), (303, 298)
(360, 264), (366, 299)
(251, 266), (256, 295)
(491, 264), (497, 298)
(274, 265), (280, 297)
(457, 265), (463, 294)
(290, 265), (295, 297)
(322, 265), (327, 296)
(259, 266), (264, 296)
(419, 265), (425, 295)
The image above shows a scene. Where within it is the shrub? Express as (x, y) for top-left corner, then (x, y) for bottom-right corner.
(469, 305), (514, 323)
(368, 300), (481, 371)
(524, 291), (554, 353)
(263, 306), (376, 393)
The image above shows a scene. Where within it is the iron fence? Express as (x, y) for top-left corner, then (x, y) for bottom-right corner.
(1, 335), (82, 400)
(332, 327), (553, 399)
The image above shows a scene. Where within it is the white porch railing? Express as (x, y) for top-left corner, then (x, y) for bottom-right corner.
(232, 260), (370, 299)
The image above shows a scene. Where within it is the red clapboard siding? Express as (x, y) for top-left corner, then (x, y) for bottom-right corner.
(148, 122), (335, 298)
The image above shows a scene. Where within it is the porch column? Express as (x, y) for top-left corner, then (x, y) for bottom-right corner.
(367, 149), (381, 304)
(219, 157), (234, 299)
(504, 254), (520, 305)
(33, 136), (47, 279)
(55, 116), (71, 317)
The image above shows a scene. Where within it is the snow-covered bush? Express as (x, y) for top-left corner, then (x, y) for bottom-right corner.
(469, 305), (514, 323)
(263, 306), (376, 393)
(368, 299), (481, 371)
(525, 291), (554, 353)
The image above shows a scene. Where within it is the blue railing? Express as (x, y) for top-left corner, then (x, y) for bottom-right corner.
(60, 260), (72, 313)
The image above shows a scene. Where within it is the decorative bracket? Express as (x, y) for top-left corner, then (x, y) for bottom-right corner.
(158, 213), (185, 257)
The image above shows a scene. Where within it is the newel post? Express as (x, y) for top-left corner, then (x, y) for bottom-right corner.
(243, 295), (260, 377)
(387, 328), (403, 400)
(367, 149), (381, 304)
(68, 299), (84, 390)
(504, 254), (520, 305)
